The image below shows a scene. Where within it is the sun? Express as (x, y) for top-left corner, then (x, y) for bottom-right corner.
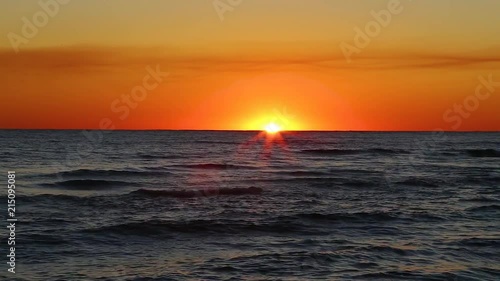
(264, 122), (282, 134)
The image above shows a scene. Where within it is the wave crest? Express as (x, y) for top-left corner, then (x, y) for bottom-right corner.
(41, 179), (135, 190)
(466, 149), (500, 158)
(300, 148), (408, 156)
(55, 168), (169, 178)
(131, 186), (263, 198)
(177, 163), (255, 170)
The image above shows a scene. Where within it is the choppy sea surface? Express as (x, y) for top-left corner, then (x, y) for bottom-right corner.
(0, 130), (499, 281)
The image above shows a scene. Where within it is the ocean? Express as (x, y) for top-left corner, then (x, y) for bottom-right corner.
(0, 130), (499, 280)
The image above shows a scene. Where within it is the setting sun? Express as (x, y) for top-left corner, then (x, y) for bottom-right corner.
(264, 122), (282, 134)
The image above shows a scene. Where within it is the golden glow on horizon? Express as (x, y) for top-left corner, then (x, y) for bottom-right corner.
(264, 122), (282, 134)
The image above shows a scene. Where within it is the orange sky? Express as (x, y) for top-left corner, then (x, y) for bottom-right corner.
(1, 0), (499, 131)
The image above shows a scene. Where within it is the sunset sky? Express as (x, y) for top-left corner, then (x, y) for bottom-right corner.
(1, 0), (499, 130)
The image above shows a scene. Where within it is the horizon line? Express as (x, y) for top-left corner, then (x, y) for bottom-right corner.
(1, 129), (499, 133)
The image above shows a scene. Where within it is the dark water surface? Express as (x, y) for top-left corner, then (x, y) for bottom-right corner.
(0, 130), (499, 280)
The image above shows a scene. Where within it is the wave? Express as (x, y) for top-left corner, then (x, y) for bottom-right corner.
(268, 168), (383, 178)
(300, 148), (409, 156)
(131, 186), (263, 198)
(246, 176), (383, 189)
(22, 234), (69, 246)
(395, 178), (440, 187)
(85, 211), (446, 236)
(361, 245), (417, 256)
(55, 168), (169, 178)
(341, 179), (376, 188)
(465, 175), (500, 184)
(292, 212), (399, 222)
(277, 170), (330, 177)
(466, 149), (500, 158)
(467, 205), (500, 212)
(300, 149), (360, 156)
(138, 153), (183, 160)
(21, 193), (85, 203)
(354, 271), (457, 280)
(176, 163), (256, 170)
(459, 197), (500, 203)
(450, 237), (500, 247)
(193, 140), (239, 145)
(368, 148), (410, 154)
(84, 218), (305, 236)
(286, 211), (444, 223)
(41, 179), (136, 190)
